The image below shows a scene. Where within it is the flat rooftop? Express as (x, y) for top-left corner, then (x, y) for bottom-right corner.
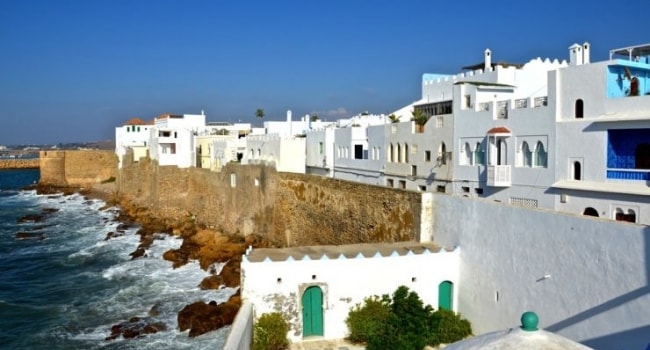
(245, 241), (446, 263)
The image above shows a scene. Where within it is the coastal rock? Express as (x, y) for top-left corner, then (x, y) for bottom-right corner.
(177, 293), (241, 338)
(17, 214), (46, 223)
(105, 316), (167, 341)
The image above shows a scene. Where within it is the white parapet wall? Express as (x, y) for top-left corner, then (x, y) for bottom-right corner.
(241, 243), (460, 342)
(432, 194), (650, 349)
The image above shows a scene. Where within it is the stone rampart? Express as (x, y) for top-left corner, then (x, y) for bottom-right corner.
(0, 159), (40, 169)
(39, 150), (117, 187)
(117, 155), (422, 247)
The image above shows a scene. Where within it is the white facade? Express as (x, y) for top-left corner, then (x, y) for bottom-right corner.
(241, 244), (460, 342)
(115, 120), (151, 168)
(305, 127), (335, 177)
(243, 134), (306, 174)
(148, 113), (206, 168)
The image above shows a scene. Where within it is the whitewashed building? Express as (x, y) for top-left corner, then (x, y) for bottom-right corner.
(115, 117), (153, 168)
(148, 113), (206, 168)
(241, 243), (460, 342)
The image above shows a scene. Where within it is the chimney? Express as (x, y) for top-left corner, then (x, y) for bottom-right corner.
(582, 42), (590, 64)
(484, 49), (492, 71)
(287, 110), (292, 136)
(569, 43), (583, 65)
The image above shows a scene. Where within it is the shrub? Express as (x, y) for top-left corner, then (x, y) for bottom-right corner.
(346, 286), (472, 349)
(252, 312), (289, 350)
(428, 309), (472, 346)
(345, 294), (390, 344)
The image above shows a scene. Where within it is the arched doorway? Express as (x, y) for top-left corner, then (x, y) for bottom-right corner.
(583, 207), (599, 217)
(438, 281), (453, 311)
(302, 286), (323, 337)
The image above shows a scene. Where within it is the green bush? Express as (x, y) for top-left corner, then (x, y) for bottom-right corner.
(345, 295), (390, 343)
(428, 309), (472, 346)
(346, 286), (472, 349)
(252, 312), (289, 350)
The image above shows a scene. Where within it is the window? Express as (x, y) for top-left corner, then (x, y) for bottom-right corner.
(462, 186), (470, 193)
(573, 161), (582, 180)
(411, 165), (417, 176)
(436, 116), (444, 128)
(388, 144), (393, 162)
(397, 143), (402, 163)
(615, 208), (636, 223)
(354, 144), (363, 159)
(575, 99), (584, 119)
(425, 150), (431, 162)
(474, 142), (485, 165)
(464, 142), (473, 165)
(387, 179), (394, 187)
(399, 180), (406, 189)
(465, 95), (471, 108)
(419, 185), (426, 191)
(438, 142), (447, 165)
(521, 142), (532, 167)
(404, 144), (409, 163)
(436, 185), (446, 193)
(533, 141), (547, 167)
(319, 142), (324, 155)
(475, 188), (484, 195)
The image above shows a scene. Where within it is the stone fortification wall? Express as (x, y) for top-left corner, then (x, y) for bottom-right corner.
(0, 159), (40, 169)
(117, 156), (422, 247)
(39, 151), (66, 186)
(63, 150), (117, 187)
(39, 150), (117, 187)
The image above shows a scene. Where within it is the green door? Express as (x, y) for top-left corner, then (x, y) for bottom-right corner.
(438, 281), (453, 311)
(302, 286), (324, 337)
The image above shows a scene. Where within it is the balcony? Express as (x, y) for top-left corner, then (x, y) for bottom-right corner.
(487, 165), (511, 187)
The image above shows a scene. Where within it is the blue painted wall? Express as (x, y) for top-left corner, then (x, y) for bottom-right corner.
(606, 60), (650, 98)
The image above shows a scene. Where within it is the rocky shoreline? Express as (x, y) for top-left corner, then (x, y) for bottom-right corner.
(31, 182), (276, 340)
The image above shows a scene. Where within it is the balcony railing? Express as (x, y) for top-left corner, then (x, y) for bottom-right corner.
(607, 169), (650, 181)
(487, 165), (511, 187)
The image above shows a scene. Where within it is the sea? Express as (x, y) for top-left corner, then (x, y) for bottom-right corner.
(0, 169), (234, 350)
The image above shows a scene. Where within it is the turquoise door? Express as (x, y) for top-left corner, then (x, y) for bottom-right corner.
(302, 286), (324, 337)
(438, 281), (453, 311)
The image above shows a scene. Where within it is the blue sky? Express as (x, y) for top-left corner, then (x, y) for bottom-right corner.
(1, 0), (648, 145)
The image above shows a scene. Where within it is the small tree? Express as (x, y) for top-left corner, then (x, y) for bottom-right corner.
(255, 108), (265, 119)
(311, 114), (320, 122)
(411, 109), (429, 132)
(252, 312), (289, 350)
(388, 114), (399, 123)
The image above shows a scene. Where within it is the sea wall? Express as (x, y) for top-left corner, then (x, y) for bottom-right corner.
(117, 154), (422, 247)
(0, 159), (40, 169)
(39, 150), (117, 187)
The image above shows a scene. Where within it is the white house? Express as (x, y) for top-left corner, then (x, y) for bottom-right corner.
(148, 113), (206, 168)
(115, 117), (152, 168)
(241, 242), (460, 342)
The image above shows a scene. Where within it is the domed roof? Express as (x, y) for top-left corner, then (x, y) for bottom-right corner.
(444, 312), (594, 350)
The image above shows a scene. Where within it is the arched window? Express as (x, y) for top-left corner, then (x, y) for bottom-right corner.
(439, 142), (447, 165)
(474, 142), (485, 165)
(249, 149), (254, 158)
(257, 149), (261, 157)
(464, 142), (473, 165)
(404, 143), (409, 163)
(627, 209), (636, 223)
(521, 141), (532, 167)
(575, 99), (584, 119)
(497, 139), (507, 165)
(573, 161), (582, 180)
(534, 141), (547, 167)
(397, 143), (402, 163)
(388, 144), (393, 162)
(583, 207), (599, 217)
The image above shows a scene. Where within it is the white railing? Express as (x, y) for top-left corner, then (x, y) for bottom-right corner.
(223, 301), (253, 350)
(487, 165), (511, 187)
